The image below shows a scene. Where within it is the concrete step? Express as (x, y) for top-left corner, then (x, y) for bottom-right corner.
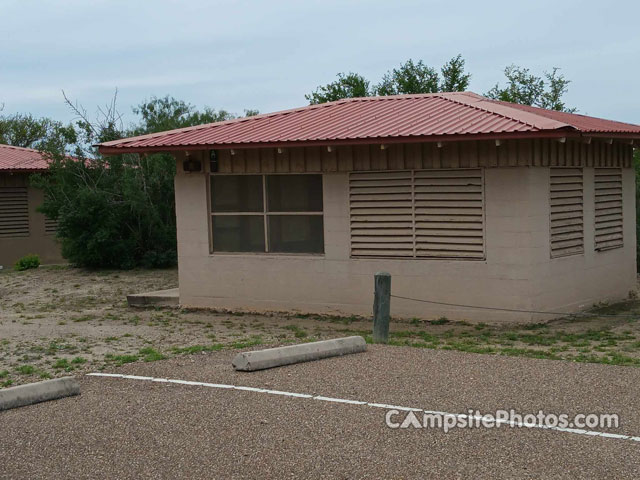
(127, 288), (179, 307)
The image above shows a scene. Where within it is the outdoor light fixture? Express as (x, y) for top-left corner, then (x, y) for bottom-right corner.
(209, 150), (218, 173)
(183, 152), (202, 173)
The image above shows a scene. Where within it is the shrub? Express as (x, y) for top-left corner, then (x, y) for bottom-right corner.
(14, 254), (40, 271)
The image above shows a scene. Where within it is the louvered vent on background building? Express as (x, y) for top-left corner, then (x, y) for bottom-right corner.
(45, 216), (58, 235)
(0, 187), (29, 237)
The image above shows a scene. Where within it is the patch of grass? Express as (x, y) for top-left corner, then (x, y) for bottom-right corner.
(1, 379), (13, 388)
(0, 370), (9, 378)
(73, 314), (95, 323)
(16, 365), (35, 375)
(104, 354), (139, 366)
(171, 344), (224, 355)
(522, 323), (548, 331)
(284, 325), (308, 338)
(139, 347), (165, 362)
(500, 347), (560, 360)
(231, 335), (263, 349)
(429, 317), (449, 325)
(52, 358), (72, 370)
(71, 356), (87, 365)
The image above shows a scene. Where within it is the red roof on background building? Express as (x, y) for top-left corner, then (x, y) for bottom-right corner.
(98, 92), (640, 154)
(0, 144), (52, 172)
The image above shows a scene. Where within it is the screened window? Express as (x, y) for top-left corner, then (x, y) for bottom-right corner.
(210, 174), (324, 254)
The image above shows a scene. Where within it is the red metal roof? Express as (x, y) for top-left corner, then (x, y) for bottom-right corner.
(98, 92), (640, 154)
(0, 144), (51, 172)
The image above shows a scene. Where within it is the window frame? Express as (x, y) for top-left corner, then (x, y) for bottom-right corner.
(208, 173), (325, 256)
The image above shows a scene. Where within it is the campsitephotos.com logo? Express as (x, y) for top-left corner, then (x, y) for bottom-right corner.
(385, 409), (619, 433)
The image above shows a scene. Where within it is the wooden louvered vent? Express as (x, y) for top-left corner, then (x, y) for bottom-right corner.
(349, 169), (484, 259)
(594, 168), (623, 251)
(549, 168), (584, 257)
(0, 187), (29, 237)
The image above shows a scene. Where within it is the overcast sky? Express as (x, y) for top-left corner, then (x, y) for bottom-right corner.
(1, 0), (639, 127)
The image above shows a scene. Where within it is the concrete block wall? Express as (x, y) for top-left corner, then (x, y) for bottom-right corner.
(175, 165), (631, 323)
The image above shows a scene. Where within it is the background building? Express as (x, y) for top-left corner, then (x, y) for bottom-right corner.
(0, 144), (63, 268)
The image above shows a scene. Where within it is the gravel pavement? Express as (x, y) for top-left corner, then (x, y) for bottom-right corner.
(2, 345), (640, 479)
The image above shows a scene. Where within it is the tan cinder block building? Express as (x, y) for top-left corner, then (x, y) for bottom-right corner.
(100, 93), (640, 322)
(0, 144), (63, 269)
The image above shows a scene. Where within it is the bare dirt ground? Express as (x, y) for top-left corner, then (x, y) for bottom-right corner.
(1, 266), (640, 388)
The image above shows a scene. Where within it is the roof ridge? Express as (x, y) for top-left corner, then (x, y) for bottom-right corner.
(433, 92), (571, 131)
(0, 143), (42, 153)
(487, 99), (640, 129)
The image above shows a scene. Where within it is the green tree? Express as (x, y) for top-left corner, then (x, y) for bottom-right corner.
(306, 55), (471, 103)
(374, 59), (440, 96)
(32, 93), (257, 269)
(440, 54), (471, 92)
(131, 95), (236, 135)
(305, 73), (371, 104)
(486, 65), (575, 112)
(0, 113), (76, 153)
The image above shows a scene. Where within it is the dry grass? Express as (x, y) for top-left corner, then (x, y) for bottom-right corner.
(1, 266), (640, 388)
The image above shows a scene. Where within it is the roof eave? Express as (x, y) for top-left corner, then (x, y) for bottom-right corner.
(98, 129), (596, 155)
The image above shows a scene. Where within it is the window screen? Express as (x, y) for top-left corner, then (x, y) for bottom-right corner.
(268, 215), (324, 253)
(267, 175), (323, 212)
(211, 175), (263, 212)
(212, 215), (265, 252)
(211, 174), (323, 254)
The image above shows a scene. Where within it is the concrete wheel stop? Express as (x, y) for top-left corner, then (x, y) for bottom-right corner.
(0, 377), (80, 411)
(232, 336), (367, 372)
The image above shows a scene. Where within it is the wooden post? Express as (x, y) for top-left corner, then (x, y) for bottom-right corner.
(373, 272), (391, 343)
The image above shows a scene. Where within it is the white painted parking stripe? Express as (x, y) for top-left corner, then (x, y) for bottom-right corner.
(86, 373), (640, 443)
